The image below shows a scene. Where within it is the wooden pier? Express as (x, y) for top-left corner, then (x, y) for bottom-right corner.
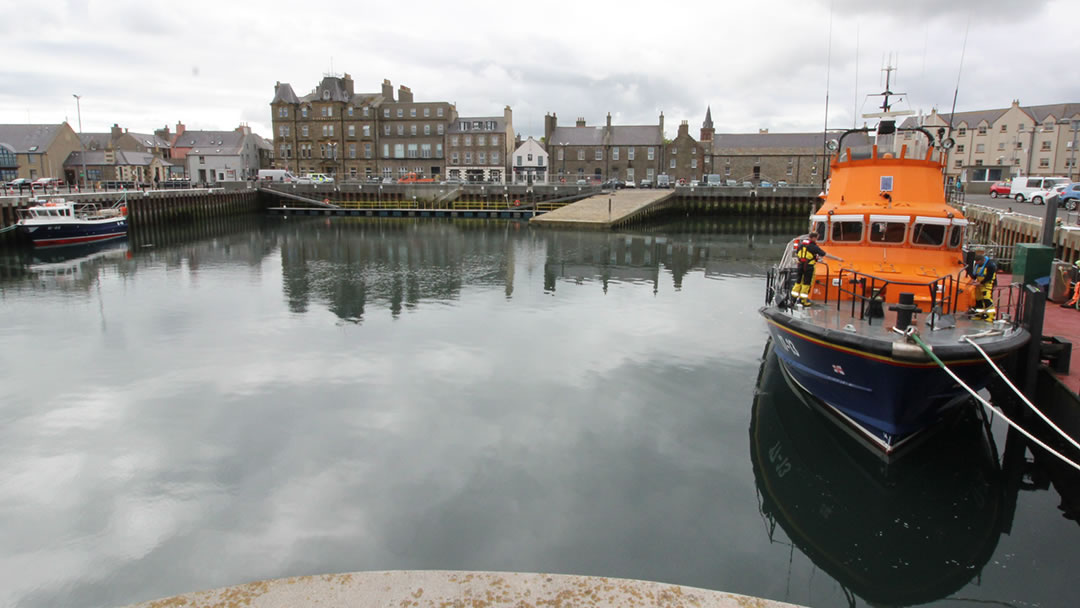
(529, 189), (676, 229)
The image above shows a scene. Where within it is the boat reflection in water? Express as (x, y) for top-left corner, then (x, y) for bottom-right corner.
(750, 340), (1008, 606)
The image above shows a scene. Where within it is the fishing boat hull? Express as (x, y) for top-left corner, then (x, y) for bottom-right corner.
(18, 217), (127, 247)
(762, 307), (1028, 453)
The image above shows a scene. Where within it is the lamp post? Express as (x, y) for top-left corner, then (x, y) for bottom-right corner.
(1070, 120), (1080, 182)
(73, 94), (87, 188)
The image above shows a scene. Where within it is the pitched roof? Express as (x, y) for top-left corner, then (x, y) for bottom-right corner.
(548, 124), (661, 147)
(127, 131), (172, 149)
(0, 124), (66, 153)
(80, 132), (112, 150)
(712, 132), (836, 150)
(180, 130), (246, 155)
(273, 82), (300, 104)
(65, 150), (163, 167)
(901, 102), (1080, 130)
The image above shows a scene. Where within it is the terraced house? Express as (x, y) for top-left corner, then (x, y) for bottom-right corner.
(899, 100), (1080, 189)
(271, 75), (518, 182)
(543, 112), (664, 185)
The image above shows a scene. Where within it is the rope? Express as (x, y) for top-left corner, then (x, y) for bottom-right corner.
(961, 335), (1080, 454)
(907, 332), (1080, 473)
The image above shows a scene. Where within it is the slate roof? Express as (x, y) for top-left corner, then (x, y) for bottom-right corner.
(80, 132), (112, 150)
(711, 132), (849, 150)
(548, 124), (661, 147)
(0, 124), (66, 153)
(900, 102), (1080, 129)
(272, 82), (300, 104)
(65, 150), (163, 166)
(176, 130), (245, 155)
(128, 131), (172, 149)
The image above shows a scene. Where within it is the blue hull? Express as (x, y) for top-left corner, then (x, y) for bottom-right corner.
(20, 218), (127, 247)
(765, 320), (1002, 451)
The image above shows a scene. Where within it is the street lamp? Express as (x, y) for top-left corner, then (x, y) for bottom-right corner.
(73, 94), (87, 188)
(1070, 120), (1080, 182)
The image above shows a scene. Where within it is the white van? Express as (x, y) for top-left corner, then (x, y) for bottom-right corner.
(1010, 176), (1069, 203)
(258, 169), (298, 183)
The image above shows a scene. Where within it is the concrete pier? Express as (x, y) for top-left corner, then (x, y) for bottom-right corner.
(530, 189), (675, 229)
(123, 570), (803, 608)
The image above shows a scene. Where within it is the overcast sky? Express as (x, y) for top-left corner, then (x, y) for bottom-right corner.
(3, 0), (1077, 142)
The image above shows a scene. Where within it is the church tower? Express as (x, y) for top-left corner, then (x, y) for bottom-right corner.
(700, 106), (714, 142)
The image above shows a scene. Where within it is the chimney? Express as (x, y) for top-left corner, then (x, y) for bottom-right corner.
(175, 122), (186, 137)
(678, 120), (689, 137)
(544, 112), (557, 144)
(154, 125), (171, 140)
(343, 73), (354, 96)
(236, 124), (251, 135)
(606, 112), (612, 128)
(659, 111), (664, 137)
(576, 117), (586, 127)
(398, 85), (413, 103)
(111, 123), (123, 140)
(504, 105), (513, 129)
(382, 79), (394, 101)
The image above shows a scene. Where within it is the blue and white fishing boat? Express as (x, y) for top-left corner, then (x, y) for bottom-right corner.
(16, 197), (128, 247)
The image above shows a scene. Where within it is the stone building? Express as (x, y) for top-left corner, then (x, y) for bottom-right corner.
(270, 75), (465, 181)
(0, 123), (82, 183)
(543, 112), (664, 185)
(447, 108), (514, 183)
(172, 125), (267, 183)
(899, 100), (1080, 187)
(709, 129), (832, 185)
(667, 118), (706, 183)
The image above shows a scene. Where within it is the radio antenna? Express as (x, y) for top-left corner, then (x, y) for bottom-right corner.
(947, 18), (970, 135)
(822, 1), (834, 188)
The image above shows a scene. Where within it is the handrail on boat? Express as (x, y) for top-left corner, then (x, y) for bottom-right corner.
(832, 268), (959, 329)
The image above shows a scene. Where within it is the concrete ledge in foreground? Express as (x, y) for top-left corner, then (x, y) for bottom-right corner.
(124, 570), (805, 608)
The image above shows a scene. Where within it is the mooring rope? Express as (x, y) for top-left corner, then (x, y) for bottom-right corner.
(904, 330), (1080, 473)
(960, 335), (1080, 454)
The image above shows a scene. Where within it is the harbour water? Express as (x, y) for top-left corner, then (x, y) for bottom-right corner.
(0, 216), (1077, 608)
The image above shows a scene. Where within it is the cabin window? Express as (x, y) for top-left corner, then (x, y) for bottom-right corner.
(870, 221), (906, 243)
(948, 226), (964, 248)
(912, 222), (947, 246)
(812, 221), (827, 241)
(831, 221), (863, 242)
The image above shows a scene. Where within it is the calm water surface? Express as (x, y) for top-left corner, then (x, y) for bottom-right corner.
(0, 216), (1076, 608)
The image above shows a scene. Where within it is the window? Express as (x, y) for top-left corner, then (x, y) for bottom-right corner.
(954, 160), (963, 168)
(328, 107), (333, 117)
(451, 136), (459, 146)
(437, 108), (444, 117)
(301, 125), (309, 137)
(831, 221), (863, 242)
(612, 147), (619, 161)
(957, 127), (966, 137)
(465, 152), (472, 164)
(464, 136), (472, 146)
(278, 107), (288, 118)
(301, 107), (308, 118)
(997, 142), (1005, 151)
(436, 143), (442, 157)
(869, 219), (907, 243)
(517, 155), (523, 165)
(626, 168), (635, 182)
(1040, 158), (1050, 168)
(812, 221), (827, 241)
(384, 109), (390, 118)
(724, 166), (731, 176)
(478, 152), (486, 164)
(397, 125), (404, 136)
(363, 125), (371, 137)
(646, 168), (655, 179)
(437, 124), (444, 135)
(647, 147), (655, 160)
(1042, 141), (1052, 151)
(410, 125), (417, 136)
(199, 155), (205, 164)
(1000, 124), (1007, 132)
(628, 148), (635, 160)
(596, 149), (603, 161)
(1017, 142), (1023, 150)
(348, 125), (355, 137)
(670, 158), (676, 169)
(976, 143), (985, 153)
(538, 156), (544, 166)
(577, 149), (585, 161)
(397, 109), (403, 118)
(977, 126), (987, 135)
(478, 135), (486, 146)
(451, 151), (459, 164)
(912, 222), (946, 246)
(949, 225), (965, 249)
(956, 144), (965, 153)
(410, 108), (416, 117)
(557, 148), (564, 161)
(382, 143), (389, 158)
(363, 107), (369, 117)
(1018, 123), (1025, 131)
(421, 143), (431, 158)
(328, 125), (334, 136)
(424, 108), (430, 117)
(394, 144), (404, 158)
(424, 125), (430, 135)
(278, 125), (289, 137)
(349, 144), (356, 159)
(975, 159), (983, 166)
(492, 152), (499, 165)
(347, 107), (354, 117)
(364, 143), (372, 158)
(407, 144), (418, 158)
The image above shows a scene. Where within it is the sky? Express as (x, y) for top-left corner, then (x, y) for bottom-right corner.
(2, 0), (1078, 142)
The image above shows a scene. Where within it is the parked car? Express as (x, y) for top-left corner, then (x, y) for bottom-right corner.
(307, 173), (334, 184)
(294, 175), (314, 184)
(623, 180), (636, 189)
(32, 177), (63, 190)
(741, 181), (753, 187)
(656, 174), (672, 188)
(689, 180), (701, 187)
(760, 180), (773, 188)
(724, 179), (738, 187)
(1060, 183), (1080, 210)
(602, 179), (624, 189)
(776, 180), (789, 187)
(989, 180), (1012, 198)
(639, 178), (653, 188)
(5, 178), (31, 190)
(1010, 176), (1069, 203)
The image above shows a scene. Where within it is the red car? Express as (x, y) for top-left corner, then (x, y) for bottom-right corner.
(989, 181), (1011, 198)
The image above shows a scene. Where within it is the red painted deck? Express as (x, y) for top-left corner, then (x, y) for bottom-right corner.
(1042, 292), (1080, 394)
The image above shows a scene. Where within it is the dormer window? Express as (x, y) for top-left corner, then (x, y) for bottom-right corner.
(322, 90), (330, 101)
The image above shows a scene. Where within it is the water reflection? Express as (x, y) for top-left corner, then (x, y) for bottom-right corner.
(751, 340), (1007, 606)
